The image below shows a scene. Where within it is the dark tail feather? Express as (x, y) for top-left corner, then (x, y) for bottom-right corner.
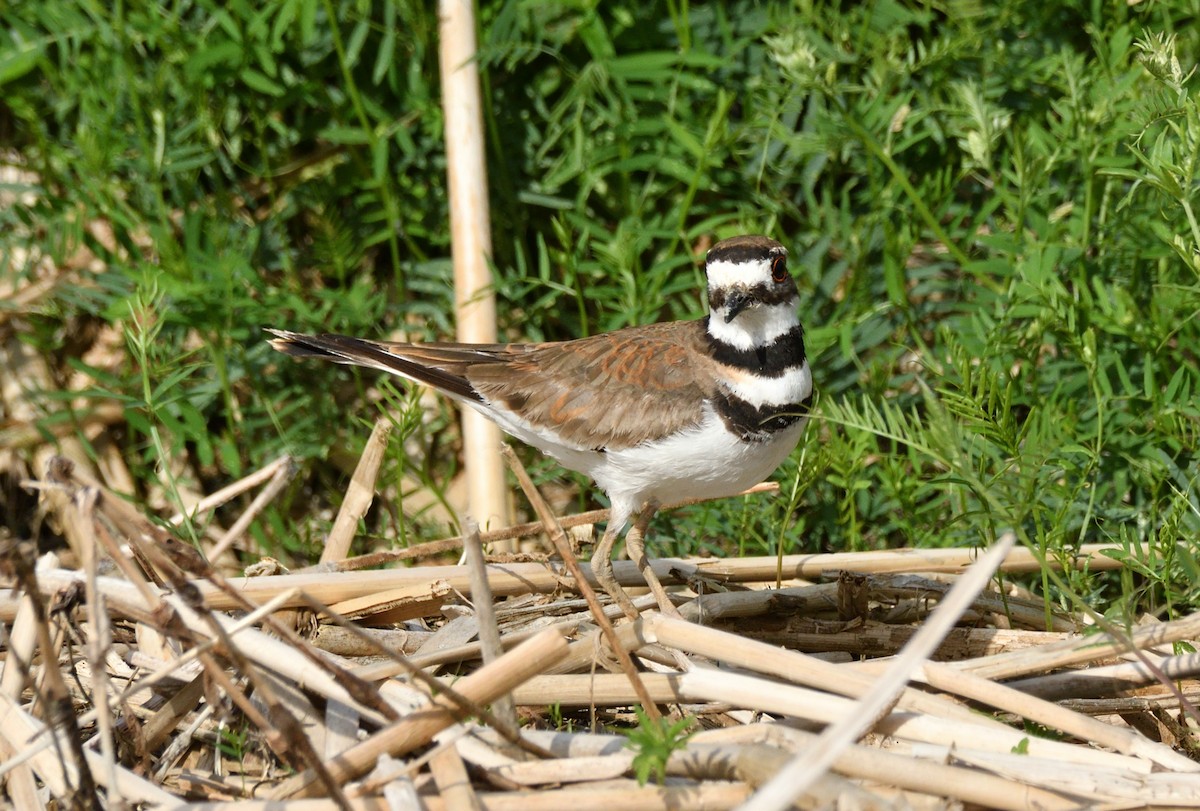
(265, 328), (483, 402)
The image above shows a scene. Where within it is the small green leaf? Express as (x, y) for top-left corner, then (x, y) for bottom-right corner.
(299, 0), (318, 46)
(320, 125), (370, 145)
(240, 67), (285, 96)
(0, 41), (44, 86)
(373, 11), (396, 85)
(344, 19), (370, 68)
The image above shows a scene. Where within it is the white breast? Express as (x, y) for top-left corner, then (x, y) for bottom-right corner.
(587, 405), (808, 530)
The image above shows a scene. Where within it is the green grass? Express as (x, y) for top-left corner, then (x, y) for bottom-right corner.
(2, 1), (1198, 624)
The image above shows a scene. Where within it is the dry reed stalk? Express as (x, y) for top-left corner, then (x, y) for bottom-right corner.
(681, 576), (1064, 637)
(118, 587), (301, 702)
(747, 533), (1057, 810)
(439, 0), (511, 539)
(294, 535), (466, 574)
(468, 721), (1134, 810)
(916, 744), (1200, 804)
(951, 610), (1200, 680)
(184, 562), (566, 611)
(1060, 688), (1200, 715)
(511, 673), (686, 706)
(482, 753), (632, 786)
(140, 674), (207, 753)
(472, 725), (1083, 811)
(0, 333), (98, 496)
(270, 626), (569, 798)
(679, 650), (1150, 772)
(0, 581), (43, 808)
(917, 661), (1199, 772)
(491, 591), (653, 626)
(1012, 653), (1200, 698)
(184, 542), (1129, 615)
(149, 800), (393, 810)
(0, 401), (124, 452)
(452, 731), (630, 788)
(361, 620), (575, 680)
(761, 726), (1083, 811)
(77, 487), (122, 802)
(0, 541), (104, 805)
(734, 620), (1067, 659)
(429, 745), (484, 811)
(171, 785), (751, 811)
(205, 454), (296, 561)
(320, 417), (392, 564)
(644, 614), (985, 724)
(9, 454), (1200, 809)
(310, 624), (431, 657)
(166, 453), (293, 526)
(27, 569), (397, 721)
(0, 691), (178, 805)
(418, 614), (488, 661)
(690, 542), (1124, 581)
(0, 268), (60, 317)
(65, 461), (435, 725)
(421, 781), (752, 811)
(325, 579), (454, 623)
(459, 741), (881, 808)
(545, 615), (652, 675)
(322, 695), (362, 763)
(462, 518), (518, 728)
(864, 572), (1077, 631)
(361, 594), (666, 678)
(670, 744), (888, 809)
(680, 582), (838, 622)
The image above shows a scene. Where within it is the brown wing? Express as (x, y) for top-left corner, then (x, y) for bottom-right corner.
(267, 322), (715, 451)
(465, 320), (715, 450)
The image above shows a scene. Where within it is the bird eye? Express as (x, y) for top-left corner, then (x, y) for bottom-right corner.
(770, 255), (788, 283)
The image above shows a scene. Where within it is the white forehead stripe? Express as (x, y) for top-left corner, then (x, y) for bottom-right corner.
(704, 258), (775, 290)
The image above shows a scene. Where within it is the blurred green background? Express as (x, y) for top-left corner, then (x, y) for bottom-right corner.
(2, 1), (1198, 622)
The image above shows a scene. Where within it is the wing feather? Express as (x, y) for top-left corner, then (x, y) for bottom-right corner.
(466, 321), (714, 450)
(268, 321), (715, 451)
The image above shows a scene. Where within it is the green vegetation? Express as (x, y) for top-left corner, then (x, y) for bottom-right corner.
(622, 706), (695, 785)
(2, 2), (1198, 622)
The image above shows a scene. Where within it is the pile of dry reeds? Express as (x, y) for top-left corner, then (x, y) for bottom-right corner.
(3, 447), (1200, 810)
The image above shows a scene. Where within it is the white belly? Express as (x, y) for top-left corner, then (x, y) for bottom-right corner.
(587, 406), (807, 526)
(470, 400), (806, 531)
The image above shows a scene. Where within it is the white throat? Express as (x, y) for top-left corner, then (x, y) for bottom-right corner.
(707, 299), (800, 350)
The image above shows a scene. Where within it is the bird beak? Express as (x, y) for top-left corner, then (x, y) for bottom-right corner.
(724, 291), (751, 323)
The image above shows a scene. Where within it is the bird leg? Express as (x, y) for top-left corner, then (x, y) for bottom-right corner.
(623, 500), (683, 619)
(592, 521), (640, 620)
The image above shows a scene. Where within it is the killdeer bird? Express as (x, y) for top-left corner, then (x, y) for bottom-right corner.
(268, 235), (812, 618)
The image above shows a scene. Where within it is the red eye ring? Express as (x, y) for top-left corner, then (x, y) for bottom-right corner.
(770, 255), (788, 283)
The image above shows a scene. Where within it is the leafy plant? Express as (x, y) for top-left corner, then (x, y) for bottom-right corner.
(621, 707), (695, 786)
